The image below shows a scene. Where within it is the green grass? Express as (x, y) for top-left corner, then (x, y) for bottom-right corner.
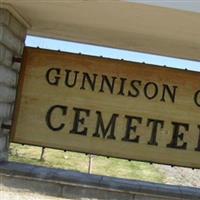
(9, 143), (164, 183)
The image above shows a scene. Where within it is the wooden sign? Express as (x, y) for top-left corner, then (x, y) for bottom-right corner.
(12, 47), (200, 168)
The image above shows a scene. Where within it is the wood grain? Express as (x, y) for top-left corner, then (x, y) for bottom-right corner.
(11, 47), (200, 168)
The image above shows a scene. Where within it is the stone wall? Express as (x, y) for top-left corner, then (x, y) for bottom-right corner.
(1, 162), (200, 200)
(0, 8), (27, 161)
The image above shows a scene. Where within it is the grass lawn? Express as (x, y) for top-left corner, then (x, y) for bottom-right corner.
(9, 143), (164, 183)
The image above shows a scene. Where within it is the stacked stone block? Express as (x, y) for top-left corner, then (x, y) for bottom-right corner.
(0, 8), (27, 161)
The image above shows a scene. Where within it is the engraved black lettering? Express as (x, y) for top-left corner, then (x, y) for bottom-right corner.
(144, 82), (158, 100)
(194, 90), (200, 107)
(195, 125), (200, 151)
(160, 84), (177, 103)
(147, 119), (164, 146)
(99, 75), (117, 94)
(122, 116), (142, 143)
(46, 105), (67, 131)
(167, 122), (188, 149)
(46, 68), (61, 86)
(80, 72), (97, 91)
(70, 107), (90, 136)
(128, 80), (141, 97)
(118, 78), (127, 96)
(93, 111), (119, 139)
(65, 70), (79, 88)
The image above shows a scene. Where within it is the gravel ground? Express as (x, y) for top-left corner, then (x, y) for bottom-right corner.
(155, 164), (200, 188)
(0, 186), (67, 200)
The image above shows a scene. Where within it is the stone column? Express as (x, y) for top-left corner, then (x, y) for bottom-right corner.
(0, 8), (27, 161)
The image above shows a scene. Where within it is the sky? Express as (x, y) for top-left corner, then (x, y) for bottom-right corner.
(26, 35), (200, 72)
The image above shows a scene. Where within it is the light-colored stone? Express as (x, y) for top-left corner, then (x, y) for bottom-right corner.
(0, 65), (17, 87)
(0, 103), (13, 119)
(0, 85), (16, 103)
(0, 8), (9, 25)
(0, 151), (8, 160)
(0, 133), (8, 160)
(12, 62), (21, 72)
(0, 8), (26, 162)
(0, 43), (13, 67)
(0, 8), (27, 40)
(0, 135), (7, 151)
(0, 24), (24, 55)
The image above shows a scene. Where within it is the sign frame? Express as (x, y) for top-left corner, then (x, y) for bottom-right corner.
(11, 47), (200, 168)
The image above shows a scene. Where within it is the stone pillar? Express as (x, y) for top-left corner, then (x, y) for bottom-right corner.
(0, 8), (27, 161)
